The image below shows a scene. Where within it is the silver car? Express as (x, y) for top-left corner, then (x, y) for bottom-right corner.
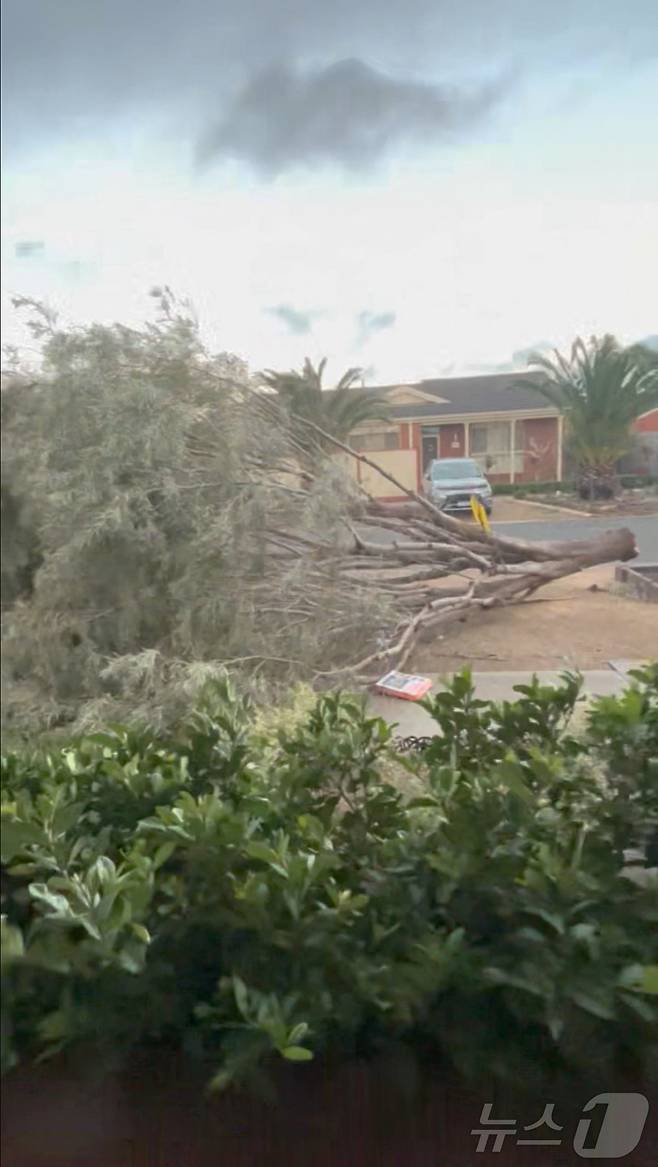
(424, 457), (493, 514)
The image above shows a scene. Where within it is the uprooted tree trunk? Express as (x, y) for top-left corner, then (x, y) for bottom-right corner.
(258, 417), (637, 685)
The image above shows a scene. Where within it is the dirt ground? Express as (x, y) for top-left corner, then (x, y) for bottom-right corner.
(411, 564), (658, 673)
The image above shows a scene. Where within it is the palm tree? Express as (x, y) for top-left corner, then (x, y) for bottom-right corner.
(261, 357), (392, 458)
(518, 335), (658, 499)
(625, 338), (658, 376)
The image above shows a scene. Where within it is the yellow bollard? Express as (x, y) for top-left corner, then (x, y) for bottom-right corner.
(470, 495), (491, 534)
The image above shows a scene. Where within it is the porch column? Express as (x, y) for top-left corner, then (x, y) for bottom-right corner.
(465, 420), (470, 455)
(510, 418), (516, 484)
(557, 415), (564, 481)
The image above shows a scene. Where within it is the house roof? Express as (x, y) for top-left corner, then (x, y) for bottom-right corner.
(371, 371), (551, 419)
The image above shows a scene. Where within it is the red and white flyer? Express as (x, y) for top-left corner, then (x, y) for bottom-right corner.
(375, 671), (433, 701)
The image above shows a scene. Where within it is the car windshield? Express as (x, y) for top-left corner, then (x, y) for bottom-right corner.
(430, 459), (483, 481)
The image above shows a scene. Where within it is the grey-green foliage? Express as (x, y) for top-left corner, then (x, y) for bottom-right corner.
(1, 292), (389, 734)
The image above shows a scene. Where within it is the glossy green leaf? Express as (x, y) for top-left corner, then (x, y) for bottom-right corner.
(281, 1046), (313, 1061)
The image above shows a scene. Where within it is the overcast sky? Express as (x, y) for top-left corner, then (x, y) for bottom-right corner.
(2, 0), (657, 381)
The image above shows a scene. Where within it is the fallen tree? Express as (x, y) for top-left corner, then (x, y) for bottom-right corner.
(253, 411), (638, 684)
(1, 294), (638, 732)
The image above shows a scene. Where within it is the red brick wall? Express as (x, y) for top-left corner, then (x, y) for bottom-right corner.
(410, 423), (422, 488)
(405, 417), (560, 487)
(516, 417), (559, 483)
(633, 409), (658, 434)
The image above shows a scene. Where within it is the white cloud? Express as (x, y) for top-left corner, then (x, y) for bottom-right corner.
(2, 66), (657, 379)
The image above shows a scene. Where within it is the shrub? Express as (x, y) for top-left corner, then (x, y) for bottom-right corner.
(619, 474), (658, 489)
(2, 668), (657, 1093)
(492, 475), (657, 497)
(493, 481), (567, 496)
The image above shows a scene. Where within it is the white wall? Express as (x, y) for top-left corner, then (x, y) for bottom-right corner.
(357, 449), (418, 497)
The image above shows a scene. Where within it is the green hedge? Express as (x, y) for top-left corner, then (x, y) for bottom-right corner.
(2, 669), (657, 1092)
(620, 474), (658, 489)
(493, 475), (657, 497)
(493, 481), (566, 496)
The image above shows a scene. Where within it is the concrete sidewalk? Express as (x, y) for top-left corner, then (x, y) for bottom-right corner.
(368, 662), (643, 736)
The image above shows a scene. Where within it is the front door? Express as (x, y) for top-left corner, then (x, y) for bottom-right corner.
(439, 424), (465, 459)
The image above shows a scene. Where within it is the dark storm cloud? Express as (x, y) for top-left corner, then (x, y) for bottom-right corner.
(267, 304), (321, 335)
(1, 0), (439, 152)
(2, 0), (657, 156)
(356, 309), (397, 346)
(198, 60), (508, 172)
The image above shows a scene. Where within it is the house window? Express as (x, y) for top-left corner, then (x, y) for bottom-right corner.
(350, 430), (400, 452)
(470, 422), (523, 474)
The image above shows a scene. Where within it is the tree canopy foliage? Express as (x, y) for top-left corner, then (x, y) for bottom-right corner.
(1, 293), (391, 734)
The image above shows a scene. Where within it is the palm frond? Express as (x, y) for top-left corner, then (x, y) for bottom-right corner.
(517, 334), (658, 485)
(335, 367), (364, 391)
(262, 359), (390, 444)
(513, 371), (568, 412)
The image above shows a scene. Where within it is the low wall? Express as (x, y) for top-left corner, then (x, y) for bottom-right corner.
(356, 448), (419, 499)
(616, 564), (658, 603)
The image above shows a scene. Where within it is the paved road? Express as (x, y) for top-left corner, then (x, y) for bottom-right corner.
(494, 514), (658, 563)
(362, 514), (658, 562)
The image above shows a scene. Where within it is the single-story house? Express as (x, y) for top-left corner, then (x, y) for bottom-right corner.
(346, 374), (658, 501)
(347, 373), (563, 501)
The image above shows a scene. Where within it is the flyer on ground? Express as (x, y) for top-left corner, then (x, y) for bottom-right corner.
(375, 671), (433, 701)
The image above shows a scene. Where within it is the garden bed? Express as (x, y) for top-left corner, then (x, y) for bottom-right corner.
(492, 478), (658, 516)
(533, 488), (658, 516)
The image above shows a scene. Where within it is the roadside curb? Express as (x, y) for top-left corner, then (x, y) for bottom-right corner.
(499, 497), (593, 518)
(608, 659), (647, 678)
(500, 497), (658, 521)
